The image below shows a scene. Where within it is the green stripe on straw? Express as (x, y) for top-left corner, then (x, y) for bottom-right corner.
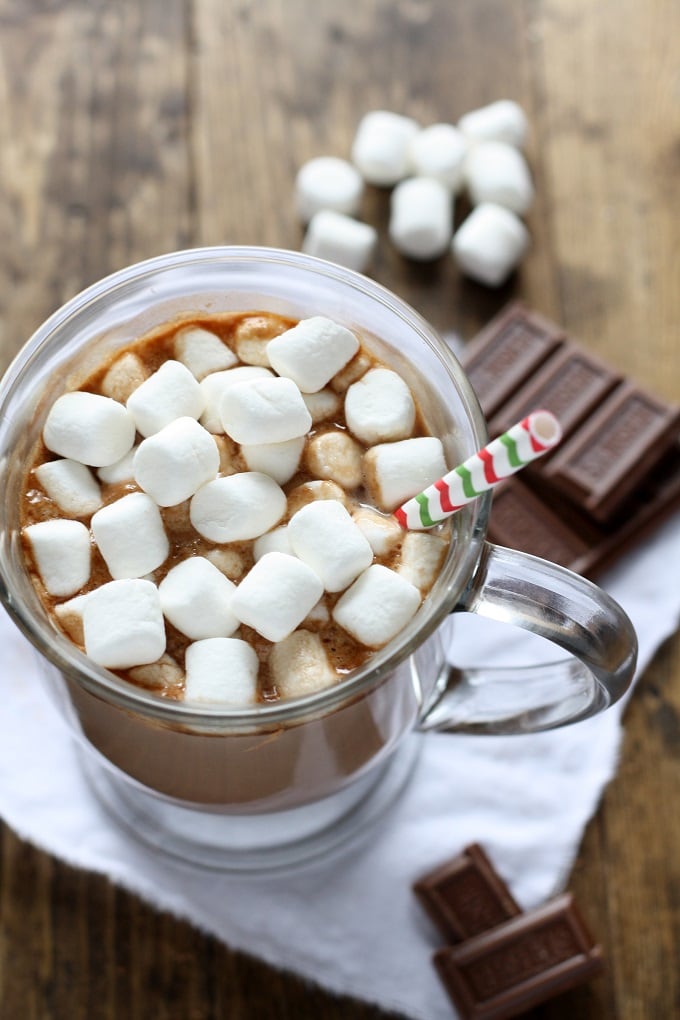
(415, 492), (436, 527)
(455, 463), (482, 500)
(499, 432), (523, 468)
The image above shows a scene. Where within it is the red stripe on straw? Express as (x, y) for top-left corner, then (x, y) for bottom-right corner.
(393, 506), (408, 529)
(478, 448), (501, 484)
(435, 478), (462, 514)
(522, 414), (551, 453)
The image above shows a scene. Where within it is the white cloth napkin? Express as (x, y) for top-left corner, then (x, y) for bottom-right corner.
(1, 513), (680, 1020)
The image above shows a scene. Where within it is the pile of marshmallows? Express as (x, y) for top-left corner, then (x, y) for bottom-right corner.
(296, 100), (533, 286)
(23, 317), (449, 704)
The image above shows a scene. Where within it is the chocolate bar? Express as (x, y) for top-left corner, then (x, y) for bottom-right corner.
(460, 303), (680, 577)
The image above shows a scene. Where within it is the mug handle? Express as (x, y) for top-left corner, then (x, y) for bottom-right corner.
(418, 542), (638, 734)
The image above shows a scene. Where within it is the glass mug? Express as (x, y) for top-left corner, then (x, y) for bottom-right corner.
(0, 248), (637, 869)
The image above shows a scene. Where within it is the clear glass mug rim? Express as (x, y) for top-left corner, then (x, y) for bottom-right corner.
(0, 245), (490, 732)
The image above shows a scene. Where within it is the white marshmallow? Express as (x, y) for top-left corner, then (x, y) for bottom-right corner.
(452, 202), (529, 287)
(332, 564), (421, 648)
(302, 387), (341, 424)
(97, 446), (138, 484)
(82, 578), (166, 669)
(464, 141), (534, 214)
(253, 525), (292, 561)
(23, 519), (91, 597)
(200, 366), (273, 433)
(184, 638), (259, 705)
(397, 532), (447, 593)
(266, 316), (360, 394)
(305, 430), (363, 490)
(133, 417), (220, 507)
(269, 630), (338, 699)
(205, 547), (246, 580)
(129, 654), (184, 691)
(241, 436), (305, 485)
(159, 556), (238, 639)
(364, 436), (447, 511)
(91, 491), (169, 579)
(231, 552), (324, 642)
(54, 592), (91, 644)
(389, 176), (453, 260)
(233, 315), (286, 366)
(351, 110), (420, 186)
(286, 479), (348, 516)
(220, 376), (312, 444)
(288, 500), (373, 592)
(174, 325), (238, 380)
(458, 100), (529, 149)
(34, 459), (102, 517)
(408, 123), (468, 192)
(351, 507), (403, 556)
(302, 210), (377, 274)
(190, 472), (286, 543)
(329, 351), (371, 393)
(43, 392), (136, 468)
(345, 368), (416, 445)
(126, 360), (205, 437)
(295, 156), (364, 222)
(100, 353), (148, 403)
(304, 599), (330, 626)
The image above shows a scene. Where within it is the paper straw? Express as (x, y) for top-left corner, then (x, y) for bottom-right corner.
(394, 409), (562, 530)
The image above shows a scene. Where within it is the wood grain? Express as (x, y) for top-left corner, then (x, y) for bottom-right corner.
(0, 1), (678, 1017)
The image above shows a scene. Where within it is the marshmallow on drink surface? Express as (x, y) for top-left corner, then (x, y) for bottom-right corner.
(184, 638), (259, 705)
(200, 366), (273, 433)
(34, 459), (102, 517)
(219, 376), (312, 444)
(458, 100), (529, 149)
(253, 525), (292, 561)
(332, 564), (421, 649)
(364, 436), (447, 512)
(97, 446), (137, 484)
(345, 368), (416, 445)
(305, 430), (363, 490)
(351, 507), (402, 556)
(158, 556), (238, 639)
(408, 123), (468, 192)
(230, 552), (324, 642)
(286, 479), (348, 516)
(174, 325), (238, 380)
(54, 591), (91, 644)
(241, 436), (305, 485)
(133, 417), (220, 506)
(91, 491), (169, 579)
(389, 176), (453, 260)
(397, 532), (447, 593)
(100, 353), (148, 404)
(266, 317), (360, 394)
(288, 500), (374, 592)
(464, 141), (534, 215)
(269, 630), (338, 699)
(302, 387), (341, 424)
(43, 392), (136, 468)
(190, 472), (286, 543)
(295, 156), (364, 222)
(126, 360), (205, 437)
(302, 210), (377, 274)
(452, 202), (529, 287)
(23, 519), (91, 597)
(351, 110), (419, 186)
(82, 578), (166, 669)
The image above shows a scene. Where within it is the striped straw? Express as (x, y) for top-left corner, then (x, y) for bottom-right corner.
(394, 409), (562, 530)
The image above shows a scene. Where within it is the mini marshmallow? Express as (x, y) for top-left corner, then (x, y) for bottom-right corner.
(295, 156), (364, 222)
(269, 630), (338, 699)
(364, 436), (447, 511)
(351, 110), (419, 186)
(133, 416), (220, 506)
(200, 366), (273, 433)
(233, 315), (287, 366)
(159, 556), (238, 639)
(458, 100), (529, 149)
(389, 176), (453, 260)
(231, 552), (324, 642)
(43, 392), (136, 468)
(397, 532), (447, 593)
(332, 564), (421, 649)
(305, 430), (363, 490)
(302, 387), (341, 423)
(220, 376), (312, 444)
(54, 592), (91, 645)
(288, 500), (373, 592)
(452, 202), (529, 287)
(34, 459), (102, 517)
(97, 446), (137, 484)
(241, 436), (305, 485)
(23, 519), (91, 597)
(129, 654), (184, 691)
(205, 547), (246, 580)
(184, 638), (259, 705)
(408, 123), (468, 192)
(352, 507), (403, 556)
(91, 491), (169, 579)
(190, 472), (286, 542)
(329, 351), (371, 393)
(82, 578), (166, 669)
(345, 368), (416, 445)
(302, 210), (377, 274)
(304, 599), (330, 626)
(253, 525), (292, 561)
(126, 360), (205, 437)
(266, 317), (360, 394)
(286, 479), (348, 516)
(100, 353), (148, 403)
(464, 141), (534, 214)
(212, 434), (240, 475)
(174, 325), (238, 380)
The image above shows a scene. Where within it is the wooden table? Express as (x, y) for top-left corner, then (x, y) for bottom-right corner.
(1, 1), (678, 1016)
